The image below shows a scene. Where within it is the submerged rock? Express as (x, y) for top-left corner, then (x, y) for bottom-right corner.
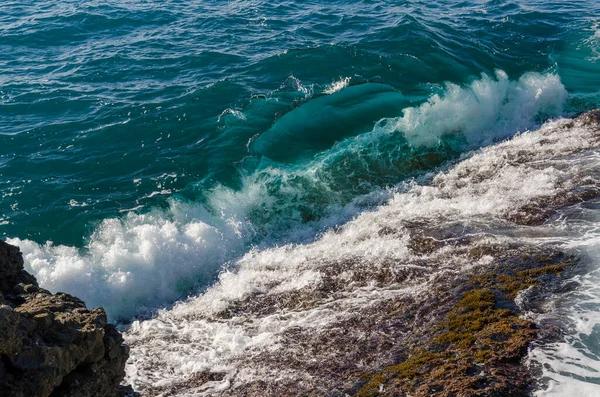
(0, 239), (129, 397)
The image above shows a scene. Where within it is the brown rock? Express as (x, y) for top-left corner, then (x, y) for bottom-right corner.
(0, 239), (130, 397)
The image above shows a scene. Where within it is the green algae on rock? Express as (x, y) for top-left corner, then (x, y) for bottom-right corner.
(355, 255), (575, 397)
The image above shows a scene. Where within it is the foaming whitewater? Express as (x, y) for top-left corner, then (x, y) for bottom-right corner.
(124, 113), (600, 395)
(8, 71), (566, 321)
(388, 70), (566, 147)
(9, 201), (246, 319)
(528, 217), (600, 396)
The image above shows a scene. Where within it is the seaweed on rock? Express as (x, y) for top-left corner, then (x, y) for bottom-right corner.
(355, 255), (575, 397)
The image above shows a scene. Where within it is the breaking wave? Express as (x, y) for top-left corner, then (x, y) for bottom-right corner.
(9, 70), (567, 321)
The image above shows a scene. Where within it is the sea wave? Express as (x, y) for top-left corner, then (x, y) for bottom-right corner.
(9, 70), (566, 320)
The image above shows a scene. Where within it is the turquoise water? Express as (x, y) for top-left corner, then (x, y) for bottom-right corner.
(3, 1), (600, 395)
(1, 1), (599, 315)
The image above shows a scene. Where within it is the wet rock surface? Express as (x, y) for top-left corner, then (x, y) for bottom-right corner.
(0, 239), (129, 397)
(353, 252), (576, 397)
(217, 248), (578, 397)
(125, 110), (600, 396)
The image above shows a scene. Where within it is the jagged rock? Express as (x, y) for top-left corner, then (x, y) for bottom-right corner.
(0, 239), (129, 397)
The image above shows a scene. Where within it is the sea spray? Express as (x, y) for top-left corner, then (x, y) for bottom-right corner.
(388, 70), (567, 146)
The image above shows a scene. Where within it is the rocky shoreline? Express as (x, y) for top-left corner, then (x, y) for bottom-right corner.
(0, 240), (129, 397)
(124, 110), (600, 396)
(0, 238), (578, 397)
(353, 251), (577, 397)
(3, 111), (600, 396)
(214, 243), (580, 397)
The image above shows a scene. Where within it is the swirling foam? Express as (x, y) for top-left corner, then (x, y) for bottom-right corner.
(529, 225), (600, 396)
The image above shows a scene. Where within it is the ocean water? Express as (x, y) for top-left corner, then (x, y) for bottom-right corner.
(1, 0), (600, 395)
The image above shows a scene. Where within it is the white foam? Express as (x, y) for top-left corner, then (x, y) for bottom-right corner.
(124, 115), (600, 393)
(217, 108), (246, 123)
(67, 199), (89, 207)
(385, 70), (566, 146)
(529, 231), (600, 396)
(324, 77), (351, 94)
(9, 201), (247, 319)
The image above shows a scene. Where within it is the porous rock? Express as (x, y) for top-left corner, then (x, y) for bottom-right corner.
(0, 239), (129, 397)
